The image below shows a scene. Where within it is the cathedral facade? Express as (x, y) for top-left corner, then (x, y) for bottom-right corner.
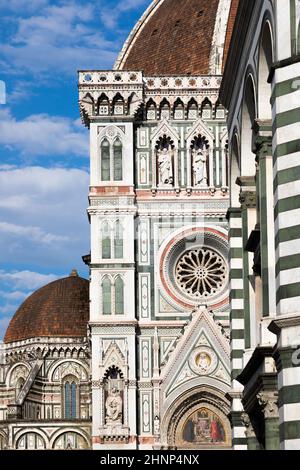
(0, 0), (299, 451)
(80, 0), (234, 450)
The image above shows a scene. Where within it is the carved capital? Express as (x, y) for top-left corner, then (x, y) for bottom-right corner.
(239, 191), (256, 209)
(257, 392), (279, 419)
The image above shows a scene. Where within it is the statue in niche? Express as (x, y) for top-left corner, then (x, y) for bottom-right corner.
(192, 144), (208, 187)
(158, 145), (174, 186)
(105, 387), (122, 423)
(154, 415), (160, 435)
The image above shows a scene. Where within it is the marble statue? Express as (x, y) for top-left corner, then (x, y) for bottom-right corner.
(158, 145), (174, 186)
(105, 387), (122, 423)
(192, 146), (208, 186)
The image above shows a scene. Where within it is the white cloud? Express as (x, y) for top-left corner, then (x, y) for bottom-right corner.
(0, 0), (48, 12)
(0, 166), (90, 269)
(0, 222), (69, 244)
(101, 0), (149, 30)
(0, 317), (11, 340)
(0, 270), (59, 290)
(0, 108), (88, 157)
(0, 2), (119, 76)
(0, 290), (29, 301)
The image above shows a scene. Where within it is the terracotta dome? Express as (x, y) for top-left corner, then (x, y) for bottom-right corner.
(115, 0), (229, 75)
(4, 271), (89, 343)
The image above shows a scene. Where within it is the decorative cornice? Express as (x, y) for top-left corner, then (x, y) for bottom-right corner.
(268, 314), (300, 335)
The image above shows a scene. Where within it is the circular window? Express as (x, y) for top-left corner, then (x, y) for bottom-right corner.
(175, 248), (226, 299)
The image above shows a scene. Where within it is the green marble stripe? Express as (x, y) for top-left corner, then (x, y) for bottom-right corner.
(230, 289), (244, 299)
(277, 282), (300, 303)
(228, 209), (242, 218)
(229, 269), (243, 280)
(273, 107), (300, 132)
(276, 253), (300, 276)
(278, 385), (300, 407)
(274, 138), (300, 160)
(280, 420), (300, 441)
(232, 369), (242, 380)
(275, 225), (300, 247)
(274, 165), (300, 190)
(276, 347), (300, 370)
(274, 194), (300, 218)
(232, 438), (247, 446)
(271, 76), (300, 105)
(230, 248), (243, 259)
(242, 210), (251, 349)
(259, 156), (269, 317)
(230, 310), (244, 319)
(229, 228), (242, 237)
(231, 330), (244, 340)
(231, 350), (244, 359)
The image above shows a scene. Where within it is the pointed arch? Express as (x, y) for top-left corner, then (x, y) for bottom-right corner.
(187, 99), (198, 120)
(112, 93), (125, 115)
(114, 220), (123, 259)
(115, 276), (124, 315)
(258, 21), (273, 120)
(173, 98), (184, 120)
(102, 276), (112, 315)
(113, 137), (123, 181)
(98, 93), (110, 116)
(201, 98), (212, 119)
(101, 138), (110, 181)
(146, 98), (157, 120)
(241, 73), (257, 176)
(160, 99), (171, 120)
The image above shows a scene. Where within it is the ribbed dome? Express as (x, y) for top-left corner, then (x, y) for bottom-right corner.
(4, 272), (89, 343)
(115, 0), (222, 75)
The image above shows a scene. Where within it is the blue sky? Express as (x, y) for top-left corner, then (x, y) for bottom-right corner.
(0, 0), (150, 339)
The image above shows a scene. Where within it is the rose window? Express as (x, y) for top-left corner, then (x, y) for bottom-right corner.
(175, 248), (226, 299)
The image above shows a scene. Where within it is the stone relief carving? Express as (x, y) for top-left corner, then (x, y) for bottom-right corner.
(257, 392), (279, 418)
(105, 387), (123, 424)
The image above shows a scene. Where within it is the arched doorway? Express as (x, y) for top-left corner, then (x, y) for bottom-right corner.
(162, 387), (231, 450)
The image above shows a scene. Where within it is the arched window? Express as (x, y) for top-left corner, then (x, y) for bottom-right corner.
(187, 100), (198, 120)
(102, 222), (111, 259)
(101, 139), (110, 181)
(201, 99), (212, 119)
(102, 277), (112, 315)
(16, 377), (25, 400)
(113, 138), (123, 181)
(115, 276), (124, 315)
(114, 220), (123, 259)
(64, 380), (77, 419)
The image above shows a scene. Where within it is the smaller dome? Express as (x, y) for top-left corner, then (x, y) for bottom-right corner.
(4, 272), (89, 343)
